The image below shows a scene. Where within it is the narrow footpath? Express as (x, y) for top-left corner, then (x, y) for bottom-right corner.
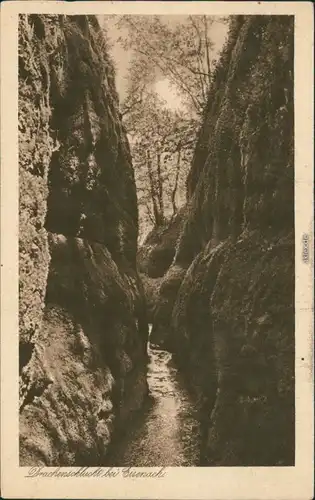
(108, 329), (202, 466)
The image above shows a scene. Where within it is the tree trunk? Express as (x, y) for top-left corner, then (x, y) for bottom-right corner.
(203, 16), (212, 87)
(156, 151), (164, 219)
(171, 147), (181, 218)
(146, 150), (163, 226)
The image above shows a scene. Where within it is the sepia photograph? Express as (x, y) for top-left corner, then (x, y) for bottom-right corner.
(1, 1), (314, 499)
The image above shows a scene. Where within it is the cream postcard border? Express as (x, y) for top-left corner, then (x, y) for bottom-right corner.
(1, 2), (314, 499)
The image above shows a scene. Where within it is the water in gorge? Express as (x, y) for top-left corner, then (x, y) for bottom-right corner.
(107, 327), (202, 466)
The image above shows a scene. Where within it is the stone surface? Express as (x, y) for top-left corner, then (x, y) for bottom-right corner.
(137, 211), (185, 323)
(146, 15), (294, 465)
(19, 14), (148, 466)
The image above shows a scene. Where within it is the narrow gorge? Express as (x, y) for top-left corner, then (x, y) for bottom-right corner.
(19, 14), (294, 467)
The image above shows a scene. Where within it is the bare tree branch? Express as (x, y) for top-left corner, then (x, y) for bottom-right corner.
(124, 18), (204, 114)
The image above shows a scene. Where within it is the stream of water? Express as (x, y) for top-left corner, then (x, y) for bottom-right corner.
(108, 331), (202, 466)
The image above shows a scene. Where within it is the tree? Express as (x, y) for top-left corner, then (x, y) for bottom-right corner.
(105, 15), (228, 238)
(116, 15), (228, 117)
(126, 92), (195, 232)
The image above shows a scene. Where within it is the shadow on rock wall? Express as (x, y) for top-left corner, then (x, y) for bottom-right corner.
(138, 15), (295, 466)
(19, 14), (148, 466)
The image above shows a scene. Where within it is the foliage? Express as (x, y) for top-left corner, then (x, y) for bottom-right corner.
(124, 91), (196, 231)
(116, 15), (228, 116)
(104, 15), (228, 238)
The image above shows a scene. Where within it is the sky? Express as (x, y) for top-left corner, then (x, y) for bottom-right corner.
(98, 15), (229, 110)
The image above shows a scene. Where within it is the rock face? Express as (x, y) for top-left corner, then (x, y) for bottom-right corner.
(19, 14), (148, 466)
(137, 210), (185, 324)
(149, 16), (294, 465)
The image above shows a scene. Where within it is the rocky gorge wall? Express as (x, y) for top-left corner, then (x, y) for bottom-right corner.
(19, 14), (148, 466)
(145, 15), (295, 465)
(137, 209), (186, 324)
